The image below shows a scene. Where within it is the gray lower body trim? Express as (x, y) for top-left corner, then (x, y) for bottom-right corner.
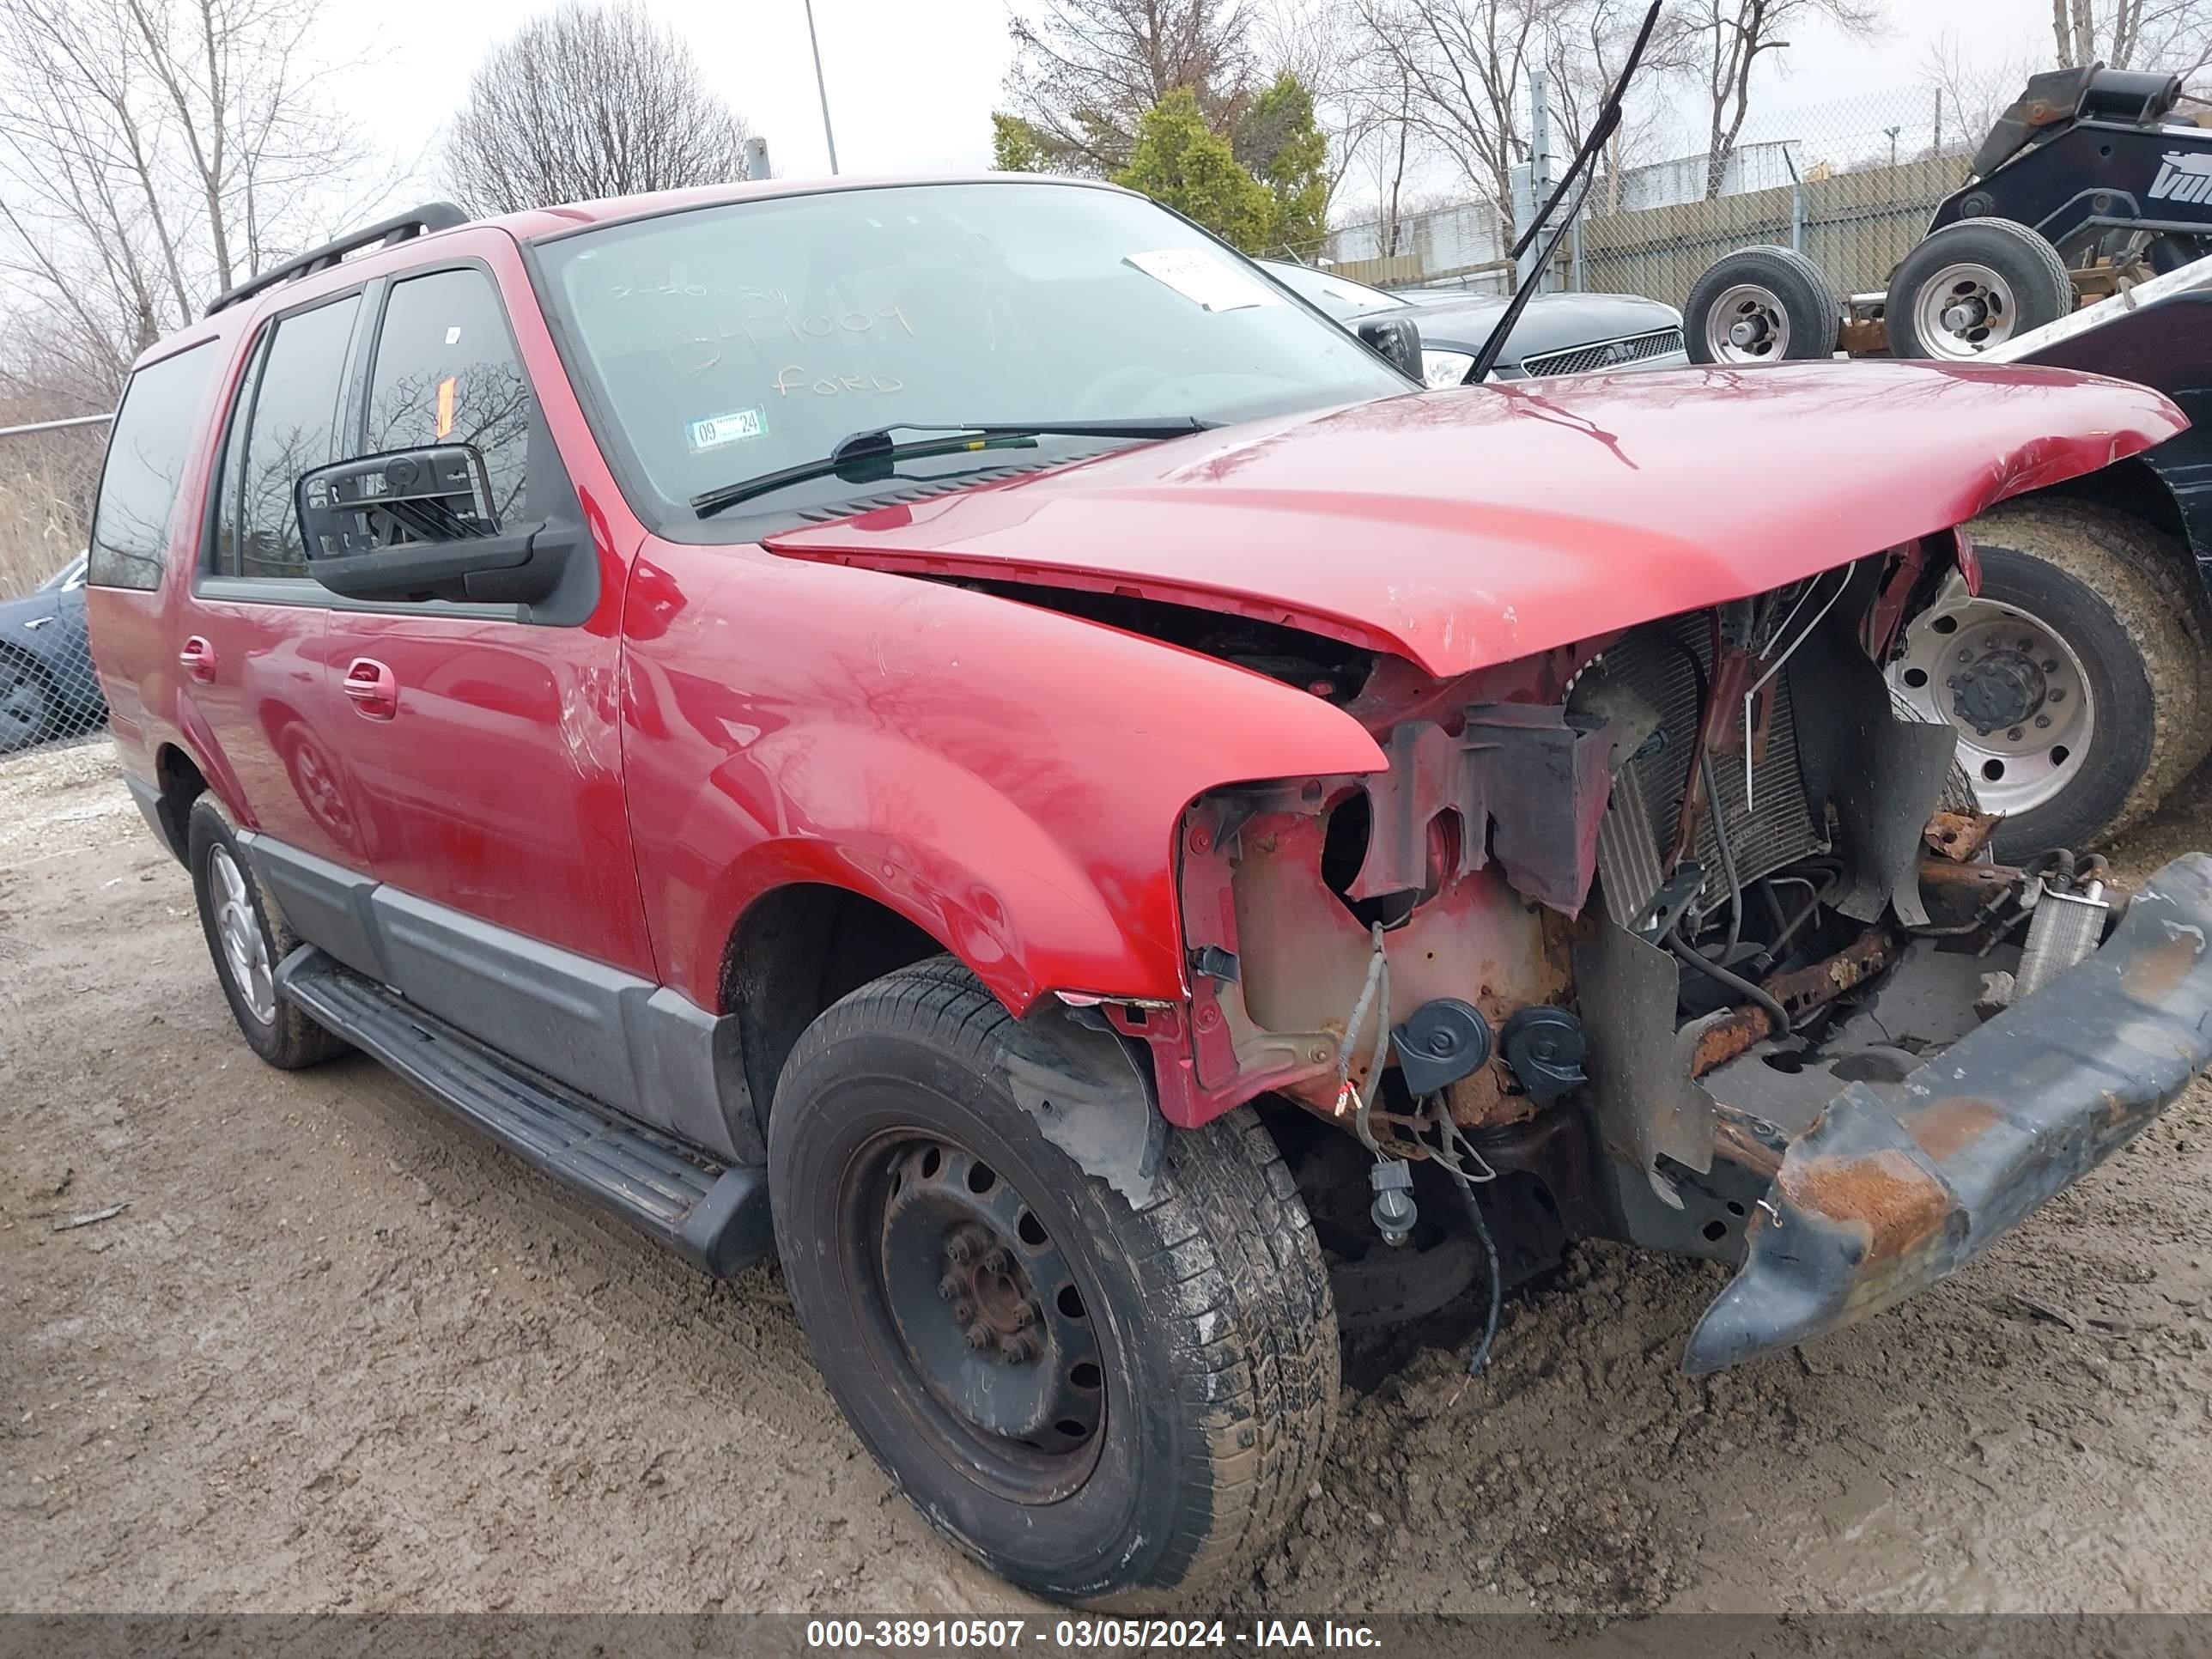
(236, 835), (755, 1164)
(242, 833), (386, 981)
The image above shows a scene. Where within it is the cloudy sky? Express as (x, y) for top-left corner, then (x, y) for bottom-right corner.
(332, 0), (2098, 191)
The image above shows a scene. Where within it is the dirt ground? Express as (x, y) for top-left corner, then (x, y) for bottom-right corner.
(4, 738), (2212, 1620)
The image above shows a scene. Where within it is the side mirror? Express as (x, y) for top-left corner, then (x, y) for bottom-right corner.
(295, 446), (573, 605)
(1356, 315), (1425, 380)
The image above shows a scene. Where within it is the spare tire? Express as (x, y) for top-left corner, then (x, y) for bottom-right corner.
(1885, 218), (2074, 360)
(1684, 246), (1840, 365)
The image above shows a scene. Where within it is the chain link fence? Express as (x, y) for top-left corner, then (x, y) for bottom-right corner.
(0, 414), (108, 758)
(1294, 85), (1977, 309)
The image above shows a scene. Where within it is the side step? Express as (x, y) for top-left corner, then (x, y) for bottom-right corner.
(277, 947), (772, 1276)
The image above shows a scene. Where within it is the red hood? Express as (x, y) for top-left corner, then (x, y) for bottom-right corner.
(763, 360), (2186, 679)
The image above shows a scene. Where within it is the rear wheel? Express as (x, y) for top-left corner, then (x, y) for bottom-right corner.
(187, 797), (349, 1069)
(1887, 503), (2206, 857)
(1885, 219), (2074, 360)
(769, 960), (1338, 1607)
(1684, 246), (1840, 364)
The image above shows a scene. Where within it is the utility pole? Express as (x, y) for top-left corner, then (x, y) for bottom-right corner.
(804, 0), (840, 175)
(1517, 68), (1555, 294)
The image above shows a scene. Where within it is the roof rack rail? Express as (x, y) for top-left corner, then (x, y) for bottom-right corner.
(203, 203), (471, 319)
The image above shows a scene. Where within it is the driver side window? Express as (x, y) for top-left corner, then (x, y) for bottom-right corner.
(360, 268), (532, 529)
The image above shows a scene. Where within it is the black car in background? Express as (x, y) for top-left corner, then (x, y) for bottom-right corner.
(1261, 258), (1688, 385)
(1, 551), (105, 752)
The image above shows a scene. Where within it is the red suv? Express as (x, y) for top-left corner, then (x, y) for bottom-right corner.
(85, 179), (2212, 1606)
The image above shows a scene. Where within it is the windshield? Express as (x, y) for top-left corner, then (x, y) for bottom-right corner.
(538, 181), (1410, 526)
(1261, 261), (1407, 321)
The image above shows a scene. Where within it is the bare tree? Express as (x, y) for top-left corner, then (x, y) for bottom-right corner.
(0, 0), (384, 398)
(1347, 0), (1562, 234)
(1358, 67), (1432, 256)
(1670, 0), (1884, 199)
(1251, 0), (1383, 213)
(443, 3), (751, 216)
(2051, 0), (2212, 76)
(1003, 0), (1257, 176)
(1920, 33), (2033, 161)
(1541, 0), (1688, 215)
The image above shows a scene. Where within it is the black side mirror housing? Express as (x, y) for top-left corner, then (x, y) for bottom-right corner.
(295, 446), (574, 605)
(1356, 315), (1425, 381)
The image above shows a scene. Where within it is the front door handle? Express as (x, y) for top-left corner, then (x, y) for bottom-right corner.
(178, 636), (217, 684)
(341, 656), (398, 720)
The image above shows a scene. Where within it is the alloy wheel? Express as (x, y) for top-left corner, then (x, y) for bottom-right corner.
(1703, 283), (1793, 363)
(209, 844), (277, 1024)
(1908, 261), (2021, 358)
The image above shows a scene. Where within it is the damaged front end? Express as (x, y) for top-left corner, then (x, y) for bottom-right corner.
(1111, 537), (2212, 1370)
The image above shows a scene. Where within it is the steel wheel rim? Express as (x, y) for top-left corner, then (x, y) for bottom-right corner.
(848, 1130), (1107, 1504)
(210, 844), (276, 1024)
(1887, 576), (2094, 817)
(1911, 261), (2020, 358)
(0, 666), (48, 747)
(1705, 283), (1792, 363)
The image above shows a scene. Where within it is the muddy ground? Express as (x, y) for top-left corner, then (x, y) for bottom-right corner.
(4, 738), (2211, 1619)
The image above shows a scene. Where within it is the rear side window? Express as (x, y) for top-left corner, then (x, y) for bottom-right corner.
(88, 342), (220, 589)
(219, 295), (361, 580)
(363, 268), (532, 526)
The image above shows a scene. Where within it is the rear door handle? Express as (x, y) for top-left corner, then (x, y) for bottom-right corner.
(342, 656), (398, 720)
(178, 636), (217, 683)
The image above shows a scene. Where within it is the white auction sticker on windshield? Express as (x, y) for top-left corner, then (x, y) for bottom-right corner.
(1126, 247), (1282, 313)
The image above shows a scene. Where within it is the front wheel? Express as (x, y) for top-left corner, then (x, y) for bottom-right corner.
(1887, 503), (2210, 858)
(769, 960), (1339, 1607)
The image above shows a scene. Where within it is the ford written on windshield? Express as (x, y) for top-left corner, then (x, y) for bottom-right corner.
(82, 174), (2212, 1607)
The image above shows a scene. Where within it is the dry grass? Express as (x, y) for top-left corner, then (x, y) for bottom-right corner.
(0, 425), (103, 598)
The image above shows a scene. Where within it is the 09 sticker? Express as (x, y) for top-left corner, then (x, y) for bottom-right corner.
(687, 406), (769, 452)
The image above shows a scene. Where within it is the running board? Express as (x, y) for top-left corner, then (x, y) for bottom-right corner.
(277, 947), (772, 1276)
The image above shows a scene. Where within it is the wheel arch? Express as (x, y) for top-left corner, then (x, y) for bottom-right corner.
(149, 741), (210, 863)
(717, 875), (955, 1135)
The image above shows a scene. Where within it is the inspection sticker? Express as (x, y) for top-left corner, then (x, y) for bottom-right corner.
(687, 407), (769, 452)
(1126, 247), (1282, 313)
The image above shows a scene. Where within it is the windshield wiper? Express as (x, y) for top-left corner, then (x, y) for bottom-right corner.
(690, 417), (1217, 518)
(1467, 0), (1662, 385)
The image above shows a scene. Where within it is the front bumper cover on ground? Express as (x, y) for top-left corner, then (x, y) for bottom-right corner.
(1684, 852), (2212, 1374)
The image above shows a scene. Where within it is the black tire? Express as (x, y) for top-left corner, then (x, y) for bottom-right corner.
(1886, 219), (2074, 360)
(0, 651), (57, 753)
(186, 796), (349, 1069)
(769, 959), (1338, 1607)
(1949, 504), (2203, 858)
(1684, 246), (1840, 364)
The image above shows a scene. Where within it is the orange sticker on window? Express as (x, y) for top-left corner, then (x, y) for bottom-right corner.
(434, 375), (457, 439)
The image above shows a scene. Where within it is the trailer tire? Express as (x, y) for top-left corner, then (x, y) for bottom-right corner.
(1886, 218), (2074, 360)
(1685, 246), (1840, 364)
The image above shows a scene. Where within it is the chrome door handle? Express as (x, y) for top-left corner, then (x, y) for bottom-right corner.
(341, 656), (398, 720)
